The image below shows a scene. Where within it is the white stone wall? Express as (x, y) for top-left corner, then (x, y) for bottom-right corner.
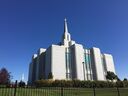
(36, 48), (46, 80)
(35, 56), (39, 80)
(69, 40), (75, 46)
(63, 39), (69, 47)
(39, 48), (46, 54)
(28, 62), (33, 84)
(51, 45), (66, 79)
(45, 46), (52, 79)
(103, 54), (116, 74)
(73, 44), (85, 80)
(30, 54), (38, 82)
(92, 47), (105, 80)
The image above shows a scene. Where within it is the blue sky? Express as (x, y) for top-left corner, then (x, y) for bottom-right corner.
(0, 0), (128, 82)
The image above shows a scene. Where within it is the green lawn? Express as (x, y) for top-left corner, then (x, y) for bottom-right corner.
(0, 87), (128, 96)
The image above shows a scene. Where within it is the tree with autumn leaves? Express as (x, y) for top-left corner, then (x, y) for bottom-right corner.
(0, 68), (11, 85)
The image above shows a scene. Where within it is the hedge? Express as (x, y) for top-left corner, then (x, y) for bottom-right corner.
(34, 80), (128, 88)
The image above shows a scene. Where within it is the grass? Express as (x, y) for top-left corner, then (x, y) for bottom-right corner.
(0, 87), (128, 96)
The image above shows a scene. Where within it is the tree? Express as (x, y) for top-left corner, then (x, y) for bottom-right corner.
(117, 77), (121, 81)
(123, 78), (127, 81)
(48, 72), (53, 79)
(106, 71), (117, 81)
(0, 68), (11, 85)
(18, 80), (26, 87)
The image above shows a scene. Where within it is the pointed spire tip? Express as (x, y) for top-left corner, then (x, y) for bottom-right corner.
(64, 18), (67, 22)
(64, 18), (68, 33)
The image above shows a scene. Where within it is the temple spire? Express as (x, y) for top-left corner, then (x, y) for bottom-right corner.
(62, 18), (71, 46)
(64, 18), (68, 33)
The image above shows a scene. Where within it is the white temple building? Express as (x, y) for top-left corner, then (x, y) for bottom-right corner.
(28, 19), (116, 84)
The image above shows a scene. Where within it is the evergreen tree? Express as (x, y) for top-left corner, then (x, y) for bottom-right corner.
(48, 72), (53, 79)
(123, 78), (127, 81)
(106, 71), (117, 81)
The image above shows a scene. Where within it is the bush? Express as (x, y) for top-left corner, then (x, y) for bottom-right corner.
(107, 81), (116, 88)
(116, 81), (124, 87)
(35, 80), (53, 87)
(123, 81), (128, 87)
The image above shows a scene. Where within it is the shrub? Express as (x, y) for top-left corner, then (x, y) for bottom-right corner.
(116, 81), (124, 87)
(123, 81), (128, 87)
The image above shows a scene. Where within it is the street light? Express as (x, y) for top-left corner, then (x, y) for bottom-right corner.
(82, 62), (85, 80)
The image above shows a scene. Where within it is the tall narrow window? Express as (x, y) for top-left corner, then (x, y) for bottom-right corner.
(65, 49), (71, 80)
(84, 49), (93, 80)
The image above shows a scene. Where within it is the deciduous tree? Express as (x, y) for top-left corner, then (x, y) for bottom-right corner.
(0, 68), (11, 85)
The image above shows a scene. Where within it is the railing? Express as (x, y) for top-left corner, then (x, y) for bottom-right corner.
(0, 82), (128, 96)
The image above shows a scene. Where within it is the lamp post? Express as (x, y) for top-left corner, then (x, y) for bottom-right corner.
(82, 62), (85, 80)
